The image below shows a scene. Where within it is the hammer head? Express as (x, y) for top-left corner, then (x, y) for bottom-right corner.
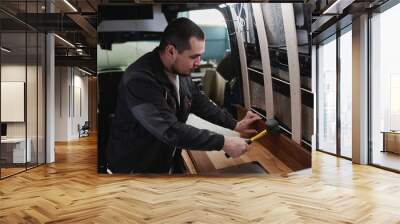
(265, 118), (280, 135)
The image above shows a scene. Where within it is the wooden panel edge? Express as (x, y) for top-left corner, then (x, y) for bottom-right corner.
(181, 150), (197, 174)
(236, 105), (311, 170)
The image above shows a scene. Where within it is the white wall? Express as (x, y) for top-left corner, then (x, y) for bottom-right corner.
(72, 71), (89, 138)
(55, 67), (89, 141)
(1, 65), (33, 137)
(1, 65), (26, 140)
(1, 63), (46, 164)
(55, 66), (70, 141)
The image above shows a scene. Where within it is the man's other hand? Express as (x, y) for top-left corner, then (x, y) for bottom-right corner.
(234, 111), (262, 135)
(222, 136), (249, 158)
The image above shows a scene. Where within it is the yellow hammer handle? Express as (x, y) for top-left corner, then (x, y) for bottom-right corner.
(226, 129), (269, 158)
(250, 129), (267, 142)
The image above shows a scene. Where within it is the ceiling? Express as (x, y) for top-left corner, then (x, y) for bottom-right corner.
(0, 0), (98, 73)
(0, 0), (394, 74)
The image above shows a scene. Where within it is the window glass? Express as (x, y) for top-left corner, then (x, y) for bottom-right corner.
(317, 36), (337, 154)
(1, 5), (28, 177)
(339, 28), (352, 158)
(182, 9), (226, 27)
(371, 3), (400, 171)
(97, 41), (159, 71)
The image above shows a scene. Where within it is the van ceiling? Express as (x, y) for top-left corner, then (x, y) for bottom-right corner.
(97, 3), (221, 49)
(3, 0), (383, 75)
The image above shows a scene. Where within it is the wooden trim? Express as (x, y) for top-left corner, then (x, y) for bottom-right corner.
(230, 5), (251, 109)
(237, 105), (311, 170)
(260, 134), (311, 171)
(187, 150), (216, 173)
(181, 150), (197, 174)
(282, 3), (302, 144)
(252, 3), (274, 119)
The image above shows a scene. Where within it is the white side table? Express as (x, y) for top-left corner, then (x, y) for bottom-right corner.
(1, 138), (31, 163)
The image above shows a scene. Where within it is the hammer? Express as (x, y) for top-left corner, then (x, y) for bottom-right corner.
(225, 118), (280, 158)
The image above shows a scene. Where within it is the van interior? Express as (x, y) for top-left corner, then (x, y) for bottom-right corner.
(97, 3), (313, 175)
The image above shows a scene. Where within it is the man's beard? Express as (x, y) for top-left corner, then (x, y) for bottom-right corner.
(172, 65), (192, 76)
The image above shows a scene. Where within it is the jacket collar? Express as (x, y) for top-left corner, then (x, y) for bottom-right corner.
(150, 47), (174, 87)
(150, 48), (183, 104)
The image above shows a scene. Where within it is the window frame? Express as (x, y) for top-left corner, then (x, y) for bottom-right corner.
(367, 0), (400, 173)
(315, 23), (353, 160)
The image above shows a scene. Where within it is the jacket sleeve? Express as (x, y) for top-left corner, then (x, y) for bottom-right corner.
(190, 82), (237, 130)
(122, 73), (225, 151)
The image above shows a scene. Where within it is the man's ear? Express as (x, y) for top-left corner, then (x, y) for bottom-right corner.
(166, 44), (176, 60)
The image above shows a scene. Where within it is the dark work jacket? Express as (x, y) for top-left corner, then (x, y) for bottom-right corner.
(107, 48), (237, 173)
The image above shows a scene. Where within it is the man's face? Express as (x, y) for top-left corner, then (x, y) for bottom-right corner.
(172, 37), (205, 76)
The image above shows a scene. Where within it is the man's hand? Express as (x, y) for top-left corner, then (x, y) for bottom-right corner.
(234, 111), (262, 135)
(222, 136), (249, 158)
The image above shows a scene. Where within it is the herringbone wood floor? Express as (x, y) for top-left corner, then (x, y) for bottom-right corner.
(1, 135), (400, 223)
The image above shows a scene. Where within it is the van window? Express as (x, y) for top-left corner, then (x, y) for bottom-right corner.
(178, 9), (227, 27)
(97, 41), (159, 71)
(178, 9), (230, 63)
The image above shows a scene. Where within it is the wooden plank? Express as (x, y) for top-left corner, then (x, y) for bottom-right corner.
(181, 150), (197, 174)
(200, 141), (292, 174)
(260, 134), (311, 171)
(187, 150), (216, 173)
(205, 150), (244, 169)
(245, 141), (292, 173)
(281, 3), (302, 144)
(230, 5), (251, 109)
(213, 161), (268, 174)
(184, 114), (291, 174)
(2, 134), (400, 223)
(252, 3), (275, 119)
(237, 105), (311, 170)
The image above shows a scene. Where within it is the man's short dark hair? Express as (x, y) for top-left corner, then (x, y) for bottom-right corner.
(159, 17), (205, 53)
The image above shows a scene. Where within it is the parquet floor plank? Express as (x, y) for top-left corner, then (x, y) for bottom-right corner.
(0, 135), (399, 223)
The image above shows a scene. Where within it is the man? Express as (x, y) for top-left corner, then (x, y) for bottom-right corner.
(108, 18), (261, 174)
